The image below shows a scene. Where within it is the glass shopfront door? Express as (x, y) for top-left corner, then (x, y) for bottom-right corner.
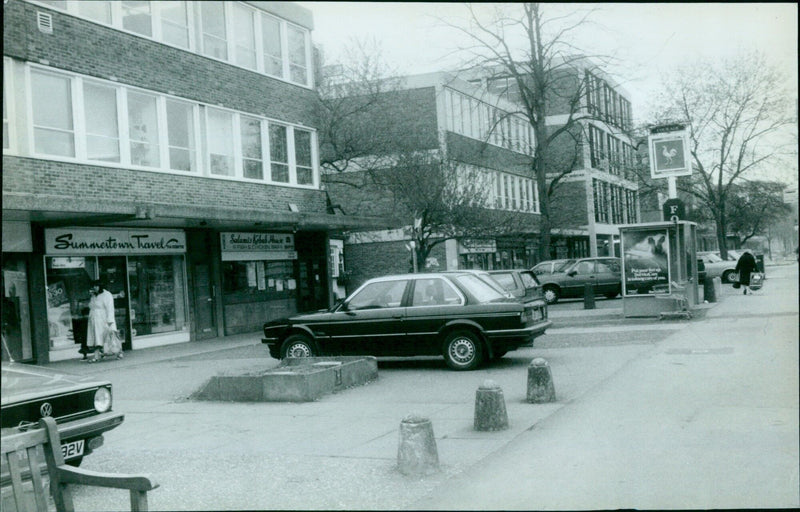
(128, 255), (187, 338)
(99, 257), (131, 350)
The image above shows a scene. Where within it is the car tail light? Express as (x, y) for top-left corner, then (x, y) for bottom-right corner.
(94, 387), (112, 413)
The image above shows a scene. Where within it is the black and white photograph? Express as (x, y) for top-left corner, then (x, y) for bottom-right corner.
(2, 2), (798, 511)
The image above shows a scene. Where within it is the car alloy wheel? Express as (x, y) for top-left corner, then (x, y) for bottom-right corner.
(280, 335), (315, 359)
(722, 270), (736, 284)
(443, 330), (483, 371)
(543, 286), (559, 305)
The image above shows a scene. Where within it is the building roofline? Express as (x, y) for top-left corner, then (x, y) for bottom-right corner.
(244, 2), (313, 30)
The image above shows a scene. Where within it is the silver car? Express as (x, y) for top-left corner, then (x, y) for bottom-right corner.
(697, 252), (738, 283)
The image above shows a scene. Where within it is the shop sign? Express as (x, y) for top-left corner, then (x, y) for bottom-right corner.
(45, 228), (186, 255)
(220, 232), (297, 261)
(459, 239), (497, 254)
(50, 257), (86, 269)
(621, 228), (671, 296)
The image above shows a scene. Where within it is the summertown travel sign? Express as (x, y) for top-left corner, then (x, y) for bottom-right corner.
(45, 228), (186, 255)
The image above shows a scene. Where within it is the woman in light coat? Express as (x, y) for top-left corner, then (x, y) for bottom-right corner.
(86, 280), (116, 356)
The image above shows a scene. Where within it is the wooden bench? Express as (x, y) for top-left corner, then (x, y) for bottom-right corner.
(1, 417), (158, 512)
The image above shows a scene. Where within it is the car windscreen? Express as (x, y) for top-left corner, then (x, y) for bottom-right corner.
(554, 259), (575, 272)
(453, 274), (507, 303)
(519, 271), (540, 287)
(705, 253), (723, 263)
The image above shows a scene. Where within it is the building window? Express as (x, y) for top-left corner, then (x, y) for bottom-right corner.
(78, 0), (111, 24)
(240, 116), (263, 180)
(3, 61), (11, 151)
(287, 25), (308, 85)
(83, 81), (120, 162)
(200, 1), (228, 60)
(207, 108), (234, 176)
(158, 1), (190, 49)
(121, 1), (153, 37)
(166, 99), (196, 172)
(261, 14), (283, 77)
(269, 124), (289, 183)
(128, 91), (160, 167)
(232, 3), (257, 70)
(31, 70), (75, 157)
(294, 129), (313, 185)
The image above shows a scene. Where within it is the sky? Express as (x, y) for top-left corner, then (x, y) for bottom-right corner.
(300, 2), (798, 184)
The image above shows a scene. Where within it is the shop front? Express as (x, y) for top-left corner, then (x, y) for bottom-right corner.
(220, 232), (300, 335)
(43, 228), (190, 361)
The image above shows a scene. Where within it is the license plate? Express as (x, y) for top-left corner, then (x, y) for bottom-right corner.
(61, 440), (84, 460)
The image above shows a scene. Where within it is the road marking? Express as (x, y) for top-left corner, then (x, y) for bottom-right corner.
(546, 324), (686, 334)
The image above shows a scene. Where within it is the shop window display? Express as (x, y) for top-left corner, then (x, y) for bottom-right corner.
(222, 260), (297, 300)
(128, 255), (187, 337)
(44, 257), (97, 350)
(2, 260), (32, 361)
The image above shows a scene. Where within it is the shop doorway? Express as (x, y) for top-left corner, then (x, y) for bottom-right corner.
(98, 257), (132, 350)
(191, 263), (216, 339)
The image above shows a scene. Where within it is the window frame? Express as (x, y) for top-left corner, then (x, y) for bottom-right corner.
(3, 57), (17, 153)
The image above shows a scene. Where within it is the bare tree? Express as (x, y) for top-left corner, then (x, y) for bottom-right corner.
(445, 3), (620, 260)
(317, 39), (536, 272)
(725, 180), (792, 247)
(650, 52), (796, 258)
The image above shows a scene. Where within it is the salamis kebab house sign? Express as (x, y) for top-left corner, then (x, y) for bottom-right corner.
(45, 228), (186, 254)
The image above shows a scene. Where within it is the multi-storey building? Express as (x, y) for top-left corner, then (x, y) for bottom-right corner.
(465, 57), (641, 258)
(323, 72), (541, 291)
(2, 1), (380, 364)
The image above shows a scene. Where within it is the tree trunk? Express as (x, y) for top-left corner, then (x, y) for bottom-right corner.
(716, 209), (728, 259)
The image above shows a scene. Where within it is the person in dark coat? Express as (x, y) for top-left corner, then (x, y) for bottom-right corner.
(734, 250), (758, 295)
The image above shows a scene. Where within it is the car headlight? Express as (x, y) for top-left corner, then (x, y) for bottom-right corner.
(94, 387), (112, 413)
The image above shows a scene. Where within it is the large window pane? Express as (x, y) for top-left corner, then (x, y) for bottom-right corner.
(128, 255), (187, 337)
(79, 1), (111, 24)
(31, 71), (74, 157)
(128, 92), (160, 167)
(241, 116), (263, 180)
(166, 99), (195, 172)
(121, 1), (152, 37)
(269, 124), (288, 183)
(287, 25), (307, 84)
(294, 129), (313, 185)
(261, 15), (283, 76)
(207, 108), (234, 176)
(3, 73), (9, 149)
(201, 1), (227, 60)
(232, 4), (257, 70)
(84, 82), (119, 162)
(159, 1), (189, 49)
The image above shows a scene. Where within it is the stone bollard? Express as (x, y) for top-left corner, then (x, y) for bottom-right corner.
(527, 358), (556, 403)
(397, 414), (439, 476)
(473, 380), (509, 431)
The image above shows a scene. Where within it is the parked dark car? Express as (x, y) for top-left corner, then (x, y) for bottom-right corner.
(1, 362), (124, 472)
(535, 257), (622, 304)
(262, 272), (551, 370)
(486, 269), (545, 306)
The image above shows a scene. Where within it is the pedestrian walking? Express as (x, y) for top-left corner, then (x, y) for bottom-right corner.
(734, 249), (759, 295)
(86, 280), (116, 361)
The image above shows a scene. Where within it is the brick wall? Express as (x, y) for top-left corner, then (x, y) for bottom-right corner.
(343, 239), (447, 292)
(549, 181), (588, 230)
(3, 1), (318, 125)
(3, 156), (329, 214)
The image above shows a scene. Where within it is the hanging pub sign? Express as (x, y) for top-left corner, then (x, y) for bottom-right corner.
(648, 124), (692, 179)
(45, 228), (186, 255)
(220, 232), (297, 261)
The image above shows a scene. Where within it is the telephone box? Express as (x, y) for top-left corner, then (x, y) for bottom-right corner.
(619, 221), (699, 317)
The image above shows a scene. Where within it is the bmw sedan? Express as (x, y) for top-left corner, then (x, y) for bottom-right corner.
(1, 362), (124, 475)
(262, 272), (551, 370)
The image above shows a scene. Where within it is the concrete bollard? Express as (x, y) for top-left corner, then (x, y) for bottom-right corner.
(583, 283), (596, 309)
(397, 414), (439, 475)
(703, 277), (717, 303)
(527, 358), (556, 403)
(473, 380), (509, 431)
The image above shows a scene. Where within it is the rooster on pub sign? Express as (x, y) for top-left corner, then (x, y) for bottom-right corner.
(653, 139), (685, 171)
